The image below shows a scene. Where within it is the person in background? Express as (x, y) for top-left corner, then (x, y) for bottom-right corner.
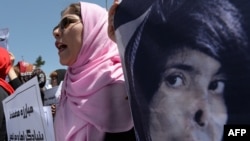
(49, 68), (66, 118)
(13, 61), (47, 104)
(0, 47), (22, 140)
(52, 1), (134, 141)
(49, 69), (66, 87)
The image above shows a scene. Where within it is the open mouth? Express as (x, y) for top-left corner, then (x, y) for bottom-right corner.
(55, 41), (67, 53)
(58, 44), (67, 53)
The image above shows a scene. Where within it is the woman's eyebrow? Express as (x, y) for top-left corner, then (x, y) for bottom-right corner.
(167, 63), (194, 71)
(214, 67), (226, 76)
(166, 63), (198, 74)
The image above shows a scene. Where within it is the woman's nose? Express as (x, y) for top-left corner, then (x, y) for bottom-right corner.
(194, 109), (206, 127)
(191, 84), (210, 127)
(53, 26), (61, 39)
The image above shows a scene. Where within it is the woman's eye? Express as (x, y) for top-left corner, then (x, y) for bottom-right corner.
(165, 74), (184, 88)
(208, 80), (225, 94)
(60, 18), (71, 29)
(59, 17), (79, 30)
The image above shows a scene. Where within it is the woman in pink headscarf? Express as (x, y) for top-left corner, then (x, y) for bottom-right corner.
(52, 2), (134, 141)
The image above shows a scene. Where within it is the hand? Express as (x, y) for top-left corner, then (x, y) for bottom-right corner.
(51, 104), (56, 117)
(8, 67), (18, 81)
(7, 52), (19, 81)
(8, 52), (15, 66)
(108, 0), (120, 42)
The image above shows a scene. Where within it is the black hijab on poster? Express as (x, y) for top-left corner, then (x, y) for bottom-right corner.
(114, 0), (250, 140)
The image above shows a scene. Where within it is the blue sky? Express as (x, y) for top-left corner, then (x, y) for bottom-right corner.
(0, 0), (113, 77)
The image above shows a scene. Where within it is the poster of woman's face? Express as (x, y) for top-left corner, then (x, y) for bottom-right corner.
(113, 0), (250, 140)
(149, 48), (227, 141)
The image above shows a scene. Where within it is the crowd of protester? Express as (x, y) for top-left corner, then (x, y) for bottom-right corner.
(0, 0), (250, 141)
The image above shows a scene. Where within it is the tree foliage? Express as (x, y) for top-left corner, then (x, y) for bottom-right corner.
(33, 55), (45, 68)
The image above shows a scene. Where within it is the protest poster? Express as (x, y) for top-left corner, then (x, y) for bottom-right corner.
(3, 77), (55, 141)
(43, 106), (55, 141)
(113, 0), (250, 140)
(44, 81), (62, 106)
(0, 28), (9, 49)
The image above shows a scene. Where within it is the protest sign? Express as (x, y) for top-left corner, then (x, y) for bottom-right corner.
(44, 81), (62, 106)
(0, 28), (9, 49)
(43, 106), (55, 141)
(3, 77), (55, 141)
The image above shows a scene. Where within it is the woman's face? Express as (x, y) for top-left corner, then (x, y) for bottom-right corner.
(50, 76), (58, 87)
(53, 11), (83, 66)
(149, 48), (227, 141)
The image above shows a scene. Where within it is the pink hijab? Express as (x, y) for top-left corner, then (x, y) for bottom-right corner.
(54, 2), (133, 141)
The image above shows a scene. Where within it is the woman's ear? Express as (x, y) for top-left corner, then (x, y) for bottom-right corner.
(108, 0), (120, 42)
